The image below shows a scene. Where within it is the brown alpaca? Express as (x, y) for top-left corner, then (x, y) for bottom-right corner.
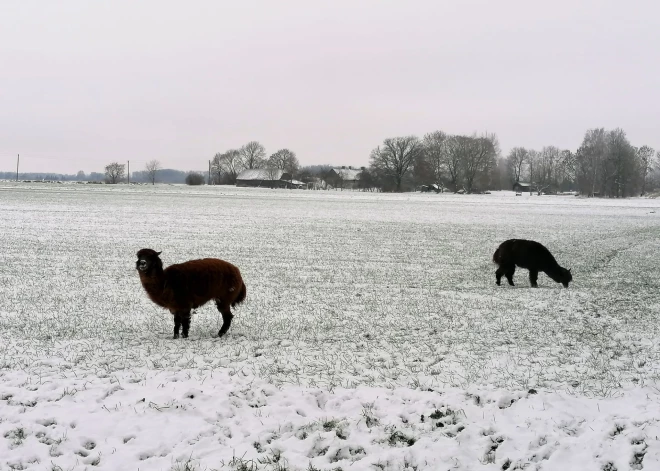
(135, 249), (246, 339)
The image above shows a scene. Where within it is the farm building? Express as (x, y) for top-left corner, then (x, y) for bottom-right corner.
(512, 181), (534, 192)
(420, 184), (442, 193)
(327, 166), (364, 190)
(236, 169), (299, 188)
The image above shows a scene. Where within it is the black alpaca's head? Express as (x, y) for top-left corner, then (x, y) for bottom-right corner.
(136, 248), (163, 273)
(559, 267), (572, 288)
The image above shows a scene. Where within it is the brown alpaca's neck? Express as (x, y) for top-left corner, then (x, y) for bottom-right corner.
(139, 267), (167, 305)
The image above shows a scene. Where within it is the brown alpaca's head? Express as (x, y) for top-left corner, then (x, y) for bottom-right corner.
(136, 248), (163, 274)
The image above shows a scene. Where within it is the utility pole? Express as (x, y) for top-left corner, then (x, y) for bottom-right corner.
(127, 160), (130, 184)
(16, 154), (19, 181)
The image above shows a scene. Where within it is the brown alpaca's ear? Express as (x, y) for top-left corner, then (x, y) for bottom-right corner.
(568, 268), (571, 272)
(156, 251), (162, 256)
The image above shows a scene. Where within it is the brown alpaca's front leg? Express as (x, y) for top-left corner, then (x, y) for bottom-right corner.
(218, 312), (233, 338)
(172, 311), (182, 339)
(215, 300), (233, 338)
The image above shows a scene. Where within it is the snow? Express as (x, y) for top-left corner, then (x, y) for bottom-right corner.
(1, 183), (660, 470)
(1, 367), (658, 471)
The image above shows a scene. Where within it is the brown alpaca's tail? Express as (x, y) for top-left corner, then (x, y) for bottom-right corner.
(232, 281), (247, 307)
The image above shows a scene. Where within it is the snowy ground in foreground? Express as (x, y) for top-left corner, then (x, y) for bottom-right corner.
(0, 366), (658, 471)
(1, 183), (660, 470)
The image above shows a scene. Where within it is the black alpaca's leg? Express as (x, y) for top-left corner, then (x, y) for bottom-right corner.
(505, 265), (516, 286)
(216, 300), (234, 338)
(495, 266), (505, 286)
(181, 311), (192, 338)
(172, 311), (182, 339)
(529, 270), (539, 288)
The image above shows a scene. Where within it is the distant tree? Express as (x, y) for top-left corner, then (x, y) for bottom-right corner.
(575, 128), (607, 196)
(185, 172), (205, 185)
(412, 151), (434, 188)
(211, 150), (243, 184)
(535, 146), (561, 193)
(240, 141), (267, 169)
(636, 145), (655, 196)
(104, 162), (125, 184)
(268, 149), (299, 174)
(461, 134), (497, 194)
(556, 150), (576, 191)
(369, 136), (423, 192)
(76, 170), (86, 181)
(604, 128), (638, 197)
(358, 168), (378, 192)
(442, 136), (467, 191)
(506, 147), (528, 184)
(145, 160), (162, 185)
(422, 130), (447, 188)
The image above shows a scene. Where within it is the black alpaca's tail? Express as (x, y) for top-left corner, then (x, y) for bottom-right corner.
(492, 247), (501, 265)
(232, 281), (247, 307)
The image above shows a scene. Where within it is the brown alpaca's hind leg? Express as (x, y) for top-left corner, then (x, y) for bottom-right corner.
(215, 300), (233, 338)
(180, 311), (192, 338)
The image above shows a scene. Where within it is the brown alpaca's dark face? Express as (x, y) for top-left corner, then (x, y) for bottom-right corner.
(560, 267), (572, 288)
(136, 248), (162, 273)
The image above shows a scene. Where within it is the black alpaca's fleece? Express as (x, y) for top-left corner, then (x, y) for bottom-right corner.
(493, 239), (572, 288)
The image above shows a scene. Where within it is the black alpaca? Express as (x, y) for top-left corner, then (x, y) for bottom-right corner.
(493, 239), (572, 288)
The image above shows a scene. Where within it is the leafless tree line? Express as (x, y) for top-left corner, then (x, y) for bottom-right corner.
(100, 127), (658, 196)
(368, 131), (499, 192)
(506, 128), (659, 197)
(210, 141), (299, 184)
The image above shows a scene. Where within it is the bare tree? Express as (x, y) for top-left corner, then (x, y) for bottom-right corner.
(536, 146), (561, 193)
(527, 149), (539, 195)
(422, 131), (447, 188)
(211, 149), (243, 184)
(104, 162), (125, 184)
(461, 134), (497, 194)
(370, 136), (423, 192)
(604, 128), (637, 197)
(576, 128), (607, 196)
(637, 145), (655, 196)
(145, 160), (161, 185)
(240, 141), (267, 169)
(506, 147), (528, 184)
(268, 149), (299, 174)
(443, 136), (466, 191)
(556, 149), (575, 191)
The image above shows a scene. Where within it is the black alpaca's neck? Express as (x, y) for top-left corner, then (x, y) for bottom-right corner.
(544, 263), (564, 282)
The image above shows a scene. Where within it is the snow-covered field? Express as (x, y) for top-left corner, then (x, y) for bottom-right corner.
(0, 183), (659, 471)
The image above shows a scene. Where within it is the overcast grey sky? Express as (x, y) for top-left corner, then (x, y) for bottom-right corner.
(1, 0), (658, 174)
